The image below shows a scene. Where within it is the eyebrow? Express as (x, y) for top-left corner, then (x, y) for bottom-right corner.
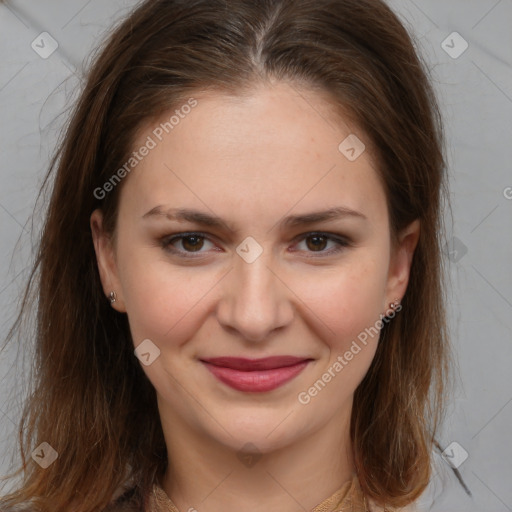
(142, 206), (367, 232)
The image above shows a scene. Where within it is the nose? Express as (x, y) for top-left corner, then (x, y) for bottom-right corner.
(216, 250), (294, 343)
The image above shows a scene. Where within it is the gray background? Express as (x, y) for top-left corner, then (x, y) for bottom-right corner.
(0, 1), (511, 510)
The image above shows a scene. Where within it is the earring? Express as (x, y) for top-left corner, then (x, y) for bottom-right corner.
(389, 298), (400, 309)
(109, 291), (117, 304)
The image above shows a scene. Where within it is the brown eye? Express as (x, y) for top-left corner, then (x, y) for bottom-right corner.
(305, 235), (328, 252)
(160, 232), (216, 257)
(180, 235), (205, 252)
(293, 232), (351, 257)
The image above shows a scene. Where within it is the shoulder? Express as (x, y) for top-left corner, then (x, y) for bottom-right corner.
(103, 463), (147, 511)
(0, 487), (144, 512)
(103, 485), (144, 512)
(367, 498), (420, 512)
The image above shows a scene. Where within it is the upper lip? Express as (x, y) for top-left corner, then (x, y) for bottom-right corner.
(200, 356), (311, 371)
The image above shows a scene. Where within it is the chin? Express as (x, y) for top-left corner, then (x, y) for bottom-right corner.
(202, 407), (309, 454)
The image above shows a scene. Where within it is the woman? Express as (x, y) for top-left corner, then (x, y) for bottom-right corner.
(0, 0), (453, 510)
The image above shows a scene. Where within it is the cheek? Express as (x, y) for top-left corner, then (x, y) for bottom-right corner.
(293, 258), (388, 409)
(292, 256), (388, 341)
(117, 249), (220, 345)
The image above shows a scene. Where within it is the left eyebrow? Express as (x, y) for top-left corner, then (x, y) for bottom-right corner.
(141, 206), (367, 233)
(281, 207), (367, 227)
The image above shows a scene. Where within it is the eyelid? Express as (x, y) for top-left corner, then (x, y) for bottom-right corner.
(288, 231), (351, 258)
(160, 231), (219, 258)
(160, 231), (352, 258)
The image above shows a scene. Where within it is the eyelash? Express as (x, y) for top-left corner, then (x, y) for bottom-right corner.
(159, 231), (351, 259)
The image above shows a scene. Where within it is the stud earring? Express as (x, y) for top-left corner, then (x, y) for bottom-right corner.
(389, 298), (400, 309)
(109, 291), (117, 304)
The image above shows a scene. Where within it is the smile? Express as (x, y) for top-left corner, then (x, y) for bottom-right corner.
(200, 356), (312, 392)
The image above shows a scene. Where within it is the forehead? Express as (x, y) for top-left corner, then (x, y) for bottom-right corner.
(119, 82), (387, 225)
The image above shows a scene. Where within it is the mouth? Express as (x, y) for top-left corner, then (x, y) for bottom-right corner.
(199, 356), (313, 392)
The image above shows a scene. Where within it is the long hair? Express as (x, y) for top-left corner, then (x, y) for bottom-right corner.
(0, 0), (451, 510)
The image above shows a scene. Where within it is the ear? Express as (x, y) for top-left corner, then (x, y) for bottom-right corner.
(90, 208), (126, 312)
(384, 219), (420, 309)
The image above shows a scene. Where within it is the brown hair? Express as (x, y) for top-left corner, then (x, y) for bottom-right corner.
(0, 0), (451, 510)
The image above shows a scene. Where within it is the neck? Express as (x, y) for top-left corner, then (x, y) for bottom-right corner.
(159, 403), (356, 512)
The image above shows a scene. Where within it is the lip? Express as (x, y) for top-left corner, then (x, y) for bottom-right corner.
(200, 356), (312, 392)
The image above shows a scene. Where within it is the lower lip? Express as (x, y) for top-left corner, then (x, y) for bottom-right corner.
(201, 361), (310, 392)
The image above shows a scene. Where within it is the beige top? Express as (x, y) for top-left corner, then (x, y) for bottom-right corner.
(146, 473), (414, 512)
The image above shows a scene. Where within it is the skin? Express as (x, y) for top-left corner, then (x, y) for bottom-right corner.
(91, 80), (420, 512)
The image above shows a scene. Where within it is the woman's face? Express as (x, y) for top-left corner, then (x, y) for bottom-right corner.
(91, 81), (419, 454)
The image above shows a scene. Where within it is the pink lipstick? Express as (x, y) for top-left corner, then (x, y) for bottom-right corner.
(200, 356), (311, 392)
